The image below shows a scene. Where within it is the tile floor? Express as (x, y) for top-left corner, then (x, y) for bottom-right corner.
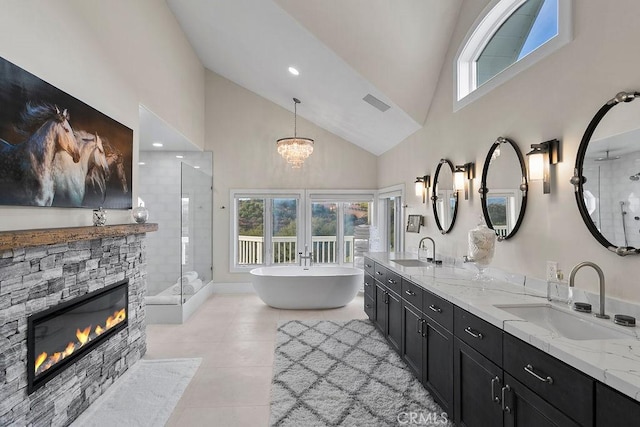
(145, 293), (367, 426)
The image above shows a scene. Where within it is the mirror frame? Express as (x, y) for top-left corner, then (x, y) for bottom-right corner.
(431, 159), (458, 234)
(571, 91), (640, 256)
(479, 137), (528, 241)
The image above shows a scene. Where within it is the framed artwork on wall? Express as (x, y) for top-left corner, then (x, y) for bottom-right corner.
(0, 56), (132, 209)
(406, 215), (423, 233)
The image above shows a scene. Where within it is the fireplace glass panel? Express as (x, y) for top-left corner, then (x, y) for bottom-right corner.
(28, 281), (128, 392)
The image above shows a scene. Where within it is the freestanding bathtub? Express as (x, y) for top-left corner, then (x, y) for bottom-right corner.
(249, 266), (363, 309)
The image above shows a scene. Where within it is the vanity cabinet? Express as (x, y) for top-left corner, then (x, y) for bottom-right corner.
(595, 382), (640, 426)
(371, 263), (402, 354)
(401, 278), (453, 415)
(363, 257), (640, 427)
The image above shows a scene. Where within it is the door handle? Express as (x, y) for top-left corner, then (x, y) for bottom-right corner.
(490, 376), (501, 404)
(405, 290), (416, 296)
(501, 385), (511, 413)
(428, 304), (442, 313)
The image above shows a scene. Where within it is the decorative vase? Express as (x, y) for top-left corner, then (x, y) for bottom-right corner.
(468, 222), (496, 281)
(132, 205), (149, 224)
(93, 207), (107, 227)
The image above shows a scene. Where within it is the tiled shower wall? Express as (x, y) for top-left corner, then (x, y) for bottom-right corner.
(0, 234), (147, 426)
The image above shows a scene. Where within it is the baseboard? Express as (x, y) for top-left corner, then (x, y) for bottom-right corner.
(211, 282), (255, 294)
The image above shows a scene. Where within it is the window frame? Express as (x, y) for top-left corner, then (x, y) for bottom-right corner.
(454, 0), (572, 111)
(230, 189), (376, 272)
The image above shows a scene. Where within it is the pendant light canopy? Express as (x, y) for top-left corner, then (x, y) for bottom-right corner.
(277, 98), (314, 168)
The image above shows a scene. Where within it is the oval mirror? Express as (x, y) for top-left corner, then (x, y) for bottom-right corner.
(480, 137), (528, 241)
(432, 159), (458, 234)
(572, 91), (640, 256)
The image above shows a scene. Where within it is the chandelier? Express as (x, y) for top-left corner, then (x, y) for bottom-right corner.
(277, 98), (314, 168)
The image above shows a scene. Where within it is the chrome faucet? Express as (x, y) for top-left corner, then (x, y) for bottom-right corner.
(299, 244), (313, 268)
(569, 261), (609, 319)
(418, 237), (441, 264)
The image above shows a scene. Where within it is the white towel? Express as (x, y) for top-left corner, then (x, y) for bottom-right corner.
(171, 278), (204, 295)
(178, 271), (199, 285)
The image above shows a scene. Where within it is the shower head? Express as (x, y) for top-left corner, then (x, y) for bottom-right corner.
(595, 150), (621, 162)
(630, 173), (640, 181)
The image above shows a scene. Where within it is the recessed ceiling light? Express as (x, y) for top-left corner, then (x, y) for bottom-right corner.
(138, 162), (146, 165)
(176, 155), (184, 159)
(194, 166), (201, 169)
(152, 142), (163, 147)
(288, 66), (299, 76)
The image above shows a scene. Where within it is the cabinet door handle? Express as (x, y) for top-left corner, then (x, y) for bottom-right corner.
(364, 282), (370, 287)
(384, 291), (389, 304)
(405, 290), (416, 296)
(429, 304), (442, 313)
(464, 326), (483, 339)
(365, 264), (372, 268)
(376, 271), (384, 276)
(387, 279), (397, 285)
(490, 376), (501, 404)
(501, 385), (511, 413)
(365, 304), (371, 309)
(524, 364), (554, 384)
(420, 319), (427, 337)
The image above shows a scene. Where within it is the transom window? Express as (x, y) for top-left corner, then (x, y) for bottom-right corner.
(455, 0), (571, 110)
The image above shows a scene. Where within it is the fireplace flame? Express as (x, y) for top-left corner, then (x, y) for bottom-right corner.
(34, 308), (127, 376)
(76, 326), (92, 345)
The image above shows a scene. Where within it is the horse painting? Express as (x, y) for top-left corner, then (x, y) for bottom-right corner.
(52, 130), (109, 207)
(0, 102), (81, 206)
(83, 136), (128, 206)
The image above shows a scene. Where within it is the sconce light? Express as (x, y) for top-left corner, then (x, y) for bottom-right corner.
(415, 175), (430, 203)
(454, 163), (474, 200)
(526, 139), (559, 194)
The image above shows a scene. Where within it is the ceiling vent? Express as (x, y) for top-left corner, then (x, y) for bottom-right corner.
(363, 94), (391, 112)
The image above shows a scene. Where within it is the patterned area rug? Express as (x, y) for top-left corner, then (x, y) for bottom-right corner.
(270, 320), (452, 426)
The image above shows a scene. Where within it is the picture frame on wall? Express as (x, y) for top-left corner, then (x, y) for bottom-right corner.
(406, 215), (422, 233)
(0, 56), (133, 209)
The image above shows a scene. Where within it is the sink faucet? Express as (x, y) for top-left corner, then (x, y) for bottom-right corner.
(418, 237), (441, 264)
(299, 244), (313, 268)
(569, 261), (609, 319)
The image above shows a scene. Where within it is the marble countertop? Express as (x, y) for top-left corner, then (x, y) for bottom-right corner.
(365, 252), (640, 402)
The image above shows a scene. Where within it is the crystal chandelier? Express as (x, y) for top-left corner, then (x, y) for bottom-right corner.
(277, 98), (314, 168)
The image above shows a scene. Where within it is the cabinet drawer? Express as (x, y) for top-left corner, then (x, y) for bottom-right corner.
(373, 263), (387, 283)
(364, 258), (375, 276)
(503, 333), (593, 427)
(364, 273), (375, 298)
(401, 278), (423, 311)
(424, 290), (453, 331)
(385, 270), (402, 296)
(454, 307), (502, 366)
(364, 294), (375, 320)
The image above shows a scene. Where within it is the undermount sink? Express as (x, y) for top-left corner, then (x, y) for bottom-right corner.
(391, 259), (431, 267)
(495, 304), (633, 340)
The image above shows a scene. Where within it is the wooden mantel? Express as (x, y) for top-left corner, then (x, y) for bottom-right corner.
(0, 223), (158, 251)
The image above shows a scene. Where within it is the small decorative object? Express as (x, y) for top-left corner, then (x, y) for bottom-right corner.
(406, 215), (422, 233)
(93, 207), (107, 227)
(132, 205), (149, 224)
(468, 218), (496, 281)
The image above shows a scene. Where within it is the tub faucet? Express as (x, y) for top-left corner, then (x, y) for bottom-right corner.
(569, 261), (609, 319)
(299, 244), (313, 268)
(418, 237), (441, 264)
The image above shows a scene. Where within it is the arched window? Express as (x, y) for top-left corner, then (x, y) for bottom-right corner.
(455, 0), (572, 110)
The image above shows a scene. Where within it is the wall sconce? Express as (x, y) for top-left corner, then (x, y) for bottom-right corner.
(526, 139), (559, 194)
(415, 175), (430, 203)
(454, 163), (474, 200)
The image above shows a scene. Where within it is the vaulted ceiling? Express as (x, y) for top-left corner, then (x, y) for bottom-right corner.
(166, 0), (463, 155)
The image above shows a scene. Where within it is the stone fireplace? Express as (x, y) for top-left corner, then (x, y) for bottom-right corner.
(0, 223), (157, 426)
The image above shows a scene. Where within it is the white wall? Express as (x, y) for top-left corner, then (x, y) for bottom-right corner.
(0, 0), (204, 230)
(205, 71), (378, 283)
(380, 0), (640, 302)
